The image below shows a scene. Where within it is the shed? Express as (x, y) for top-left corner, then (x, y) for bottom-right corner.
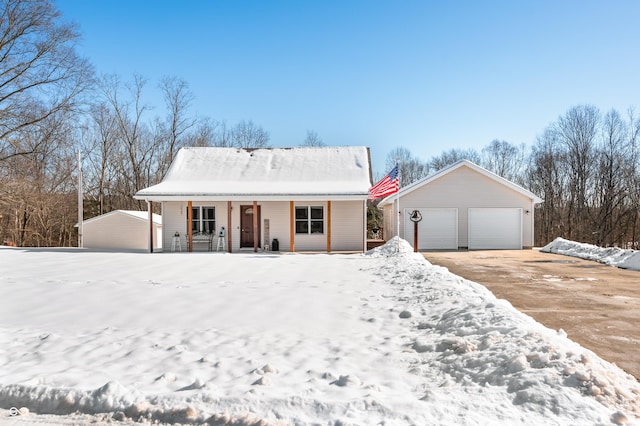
(80, 210), (162, 251)
(378, 160), (542, 250)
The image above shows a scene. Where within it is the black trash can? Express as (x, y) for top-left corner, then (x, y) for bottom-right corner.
(271, 238), (279, 252)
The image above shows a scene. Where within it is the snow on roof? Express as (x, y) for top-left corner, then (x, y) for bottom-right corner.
(135, 146), (372, 201)
(378, 159), (543, 206)
(80, 210), (162, 226)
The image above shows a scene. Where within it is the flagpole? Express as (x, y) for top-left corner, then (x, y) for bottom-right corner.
(77, 150), (83, 248)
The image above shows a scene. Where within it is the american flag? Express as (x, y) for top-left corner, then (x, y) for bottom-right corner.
(368, 165), (399, 200)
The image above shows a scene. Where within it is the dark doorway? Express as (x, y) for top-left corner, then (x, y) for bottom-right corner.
(240, 205), (261, 248)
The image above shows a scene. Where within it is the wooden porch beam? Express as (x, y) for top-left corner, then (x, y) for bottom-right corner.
(253, 200), (258, 252)
(227, 201), (232, 253)
(289, 201), (295, 253)
(187, 201), (193, 252)
(327, 200), (331, 253)
(148, 200), (153, 253)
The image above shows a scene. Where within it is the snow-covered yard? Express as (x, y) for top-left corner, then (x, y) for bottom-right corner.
(1, 239), (639, 425)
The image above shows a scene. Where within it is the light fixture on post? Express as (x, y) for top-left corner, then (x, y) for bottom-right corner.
(408, 210), (423, 253)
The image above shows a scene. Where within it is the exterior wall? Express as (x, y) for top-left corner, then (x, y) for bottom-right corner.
(382, 202), (397, 241)
(385, 167), (536, 248)
(329, 200), (365, 251)
(162, 201), (230, 251)
(231, 201), (290, 252)
(83, 213), (161, 250)
(162, 199), (365, 252)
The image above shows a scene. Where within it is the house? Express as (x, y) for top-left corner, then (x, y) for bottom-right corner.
(378, 160), (542, 250)
(79, 210), (162, 251)
(134, 146), (372, 253)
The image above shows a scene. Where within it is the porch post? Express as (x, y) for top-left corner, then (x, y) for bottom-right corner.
(362, 199), (367, 252)
(253, 200), (258, 252)
(227, 201), (232, 253)
(148, 200), (153, 253)
(187, 201), (193, 252)
(289, 201), (295, 253)
(327, 200), (331, 253)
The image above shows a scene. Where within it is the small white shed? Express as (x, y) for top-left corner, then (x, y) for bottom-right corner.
(378, 160), (542, 250)
(80, 210), (162, 251)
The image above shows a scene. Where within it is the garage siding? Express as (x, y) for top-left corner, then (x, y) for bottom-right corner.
(394, 166), (535, 248)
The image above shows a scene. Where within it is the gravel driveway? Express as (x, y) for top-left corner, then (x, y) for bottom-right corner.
(423, 249), (640, 380)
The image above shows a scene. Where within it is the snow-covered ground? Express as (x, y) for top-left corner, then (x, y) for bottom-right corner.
(542, 237), (640, 271)
(1, 239), (639, 425)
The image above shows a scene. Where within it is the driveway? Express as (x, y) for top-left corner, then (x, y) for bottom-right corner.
(423, 249), (640, 380)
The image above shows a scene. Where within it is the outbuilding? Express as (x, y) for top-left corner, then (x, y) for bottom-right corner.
(80, 210), (162, 251)
(378, 160), (542, 250)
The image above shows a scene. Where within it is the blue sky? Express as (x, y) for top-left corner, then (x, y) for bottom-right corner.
(56, 0), (640, 176)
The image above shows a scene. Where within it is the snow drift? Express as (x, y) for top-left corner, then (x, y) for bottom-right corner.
(542, 237), (640, 271)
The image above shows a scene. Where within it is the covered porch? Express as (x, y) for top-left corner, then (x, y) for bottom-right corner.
(143, 199), (367, 254)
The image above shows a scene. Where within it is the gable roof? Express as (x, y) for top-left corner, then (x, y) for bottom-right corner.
(78, 210), (162, 227)
(378, 159), (543, 206)
(135, 146), (372, 201)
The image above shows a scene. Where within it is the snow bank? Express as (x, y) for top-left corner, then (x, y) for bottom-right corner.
(541, 237), (640, 271)
(1, 241), (639, 425)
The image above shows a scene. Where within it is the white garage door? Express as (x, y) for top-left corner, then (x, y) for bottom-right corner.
(404, 208), (458, 250)
(468, 208), (522, 250)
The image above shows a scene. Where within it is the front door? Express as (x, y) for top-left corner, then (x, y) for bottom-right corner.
(240, 205), (261, 248)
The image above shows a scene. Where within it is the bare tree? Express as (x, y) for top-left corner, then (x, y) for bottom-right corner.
(182, 117), (218, 147)
(231, 119), (270, 148)
(0, 108), (77, 246)
(591, 109), (628, 246)
(385, 146), (429, 188)
(622, 108), (640, 248)
(527, 128), (565, 245)
(556, 105), (600, 241)
(156, 76), (195, 177)
(100, 74), (156, 209)
(301, 130), (325, 147)
(81, 102), (120, 215)
(429, 148), (481, 171)
(0, 0), (92, 162)
(480, 139), (527, 185)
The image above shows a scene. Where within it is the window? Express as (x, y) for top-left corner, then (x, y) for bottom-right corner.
(295, 206), (323, 234)
(188, 206), (215, 233)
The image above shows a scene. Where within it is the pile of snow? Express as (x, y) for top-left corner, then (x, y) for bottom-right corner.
(1, 239), (639, 425)
(542, 237), (640, 271)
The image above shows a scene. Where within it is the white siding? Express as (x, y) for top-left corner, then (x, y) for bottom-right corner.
(83, 212), (161, 250)
(390, 166), (536, 248)
(247, 201), (290, 252)
(162, 202), (229, 252)
(329, 200), (365, 251)
(162, 200), (364, 252)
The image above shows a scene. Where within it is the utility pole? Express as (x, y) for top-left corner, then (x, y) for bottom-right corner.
(77, 150), (83, 248)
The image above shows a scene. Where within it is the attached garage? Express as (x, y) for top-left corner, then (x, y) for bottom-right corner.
(378, 160), (542, 250)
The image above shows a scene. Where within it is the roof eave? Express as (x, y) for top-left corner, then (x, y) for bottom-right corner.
(134, 193), (369, 202)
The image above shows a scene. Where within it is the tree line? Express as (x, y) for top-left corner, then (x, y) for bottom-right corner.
(1, 0), (639, 249)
